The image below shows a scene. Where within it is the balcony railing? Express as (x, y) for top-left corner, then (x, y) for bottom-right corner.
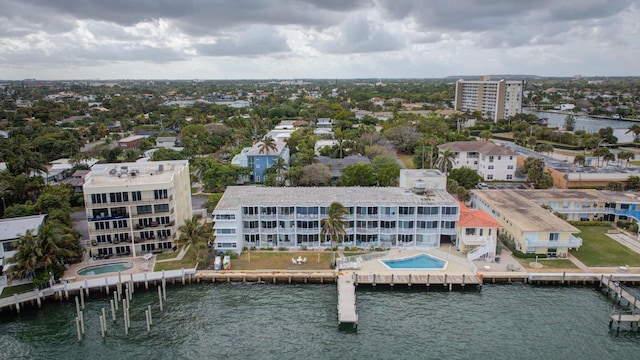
(526, 235), (583, 248)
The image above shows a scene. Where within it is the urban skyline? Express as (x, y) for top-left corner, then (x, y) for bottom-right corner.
(0, 0), (638, 80)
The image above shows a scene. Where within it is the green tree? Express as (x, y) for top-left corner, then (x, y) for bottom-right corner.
(435, 148), (456, 175)
(371, 156), (400, 186)
(626, 124), (640, 143)
(320, 202), (348, 268)
(617, 150), (635, 168)
(100, 146), (123, 162)
(151, 148), (186, 161)
(341, 163), (376, 186)
(258, 135), (278, 157)
(522, 157), (546, 187)
(7, 223), (77, 286)
(298, 163), (331, 186)
(606, 181), (624, 191)
(176, 216), (212, 264)
(479, 130), (492, 141)
(573, 154), (586, 167)
(564, 115), (576, 131)
(627, 175), (640, 191)
(449, 167), (482, 189)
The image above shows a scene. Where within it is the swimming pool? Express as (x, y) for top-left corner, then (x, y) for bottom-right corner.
(77, 262), (134, 276)
(380, 254), (447, 270)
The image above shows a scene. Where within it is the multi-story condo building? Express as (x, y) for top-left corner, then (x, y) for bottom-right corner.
(213, 173), (459, 254)
(83, 161), (192, 258)
(454, 77), (523, 122)
(438, 141), (518, 181)
(0, 214), (47, 272)
(471, 190), (583, 258)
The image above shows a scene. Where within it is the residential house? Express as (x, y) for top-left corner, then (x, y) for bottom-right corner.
(456, 201), (501, 261)
(117, 135), (148, 150)
(155, 137), (177, 148)
(438, 141), (518, 181)
(231, 140), (290, 183)
(0, 214), (47, 273)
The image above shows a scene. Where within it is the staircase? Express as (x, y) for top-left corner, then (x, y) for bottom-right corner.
(466, 237), (496, 262)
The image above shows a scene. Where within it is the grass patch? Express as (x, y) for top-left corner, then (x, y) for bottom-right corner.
(573, 226), (640, 267)
(232, 251), (333, 270)
(0, 283), (35, 298)
(155, 251), (180, 261)
(397, 153), (415, 169)
(515, 258), (579, 270)
(154, 246), (198, 271)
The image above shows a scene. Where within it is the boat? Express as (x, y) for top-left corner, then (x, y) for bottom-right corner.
(223, 255), (231, 270)
(214, 256), (222, 271)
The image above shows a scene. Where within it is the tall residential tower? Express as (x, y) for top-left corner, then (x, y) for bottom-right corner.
(454, 76), (523, 122)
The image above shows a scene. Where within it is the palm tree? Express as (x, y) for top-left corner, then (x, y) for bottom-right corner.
(603, 152), (616, 168)
(258, 136), (278, 156)
(321, 202), (348, 268)
(626, 124), (640, 143)
(479, 130), (492, 141)
(176, 216), (212, 264)
(272, 157), (288, 187)
(573, 154), (586, 168)
(593, 147), (610, 167)
(435, 149), (456, 175)
(617, 150), (635, 168)
(7, 223), (76, 285)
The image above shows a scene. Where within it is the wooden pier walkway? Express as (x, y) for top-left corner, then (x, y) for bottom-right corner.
(354, 273), (481, 290)
(600, 275), (640, 332)
(337, 274), (357, 329)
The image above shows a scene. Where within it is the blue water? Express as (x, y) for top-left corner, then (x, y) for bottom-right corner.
(381, 254), (446, 269)
(77, 262), (134, 276)
(1, 284), (639, 359)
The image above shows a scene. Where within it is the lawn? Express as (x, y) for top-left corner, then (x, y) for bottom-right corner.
(397, 153), (415, 169)
(0, 283), (35, 298)
(232, 251), (334, 270)
(514, 258), (579, 270)
(154, 247), (198, 271)
(573, 226), (640, 267)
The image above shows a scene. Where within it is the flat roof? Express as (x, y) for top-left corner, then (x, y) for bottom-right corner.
(0, 214), (47, 241)
(216, 186), (458, 211)
(514, 189), (638, 203)
(84, 160), (188, 189)
(471, 190), (579, 233)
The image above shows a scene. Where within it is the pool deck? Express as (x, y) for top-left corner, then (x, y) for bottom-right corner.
(356, 249), (477, 276)
(65, 256), (157, 281)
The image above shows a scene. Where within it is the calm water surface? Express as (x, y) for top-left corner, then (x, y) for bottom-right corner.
(1, 283), (639, 360)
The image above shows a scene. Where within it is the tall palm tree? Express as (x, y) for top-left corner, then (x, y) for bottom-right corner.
(258, 136), (278, 156)
(479, 130), (492, 141)
(272, 157), (288, 187)
(321, 202), (348, 268)
(436, 149), (456, 175)
(177, 216), (212, 264)
(573, 154), (586, 168)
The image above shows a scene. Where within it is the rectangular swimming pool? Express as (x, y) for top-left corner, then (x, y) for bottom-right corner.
(380, 254), (447, 270)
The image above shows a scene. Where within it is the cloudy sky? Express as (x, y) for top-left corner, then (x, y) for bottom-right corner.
(0, 0), (638, 80)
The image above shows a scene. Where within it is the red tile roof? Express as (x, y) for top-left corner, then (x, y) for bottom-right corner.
(457, 201), (502, 228)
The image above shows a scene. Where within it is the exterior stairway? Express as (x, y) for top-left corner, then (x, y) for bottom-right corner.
(466, 236), (496, 262)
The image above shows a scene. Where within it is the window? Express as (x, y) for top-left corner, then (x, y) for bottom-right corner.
(507, 165), (514, 169)
(549, 233), (559, 241)
(279, 207), (294, 215)
(488, 165), (494, 170)
(442, 207), (458, 215)
(154, 189), (168, 200)
(498, 156), (501, 160)
(132, 191), (142, 201)
(91, 193), (107, 204)
(154, 204), (169, 213)
(509, 156), (513, 160)
(111, 207), (128, 217)
(137, 205), (152, 215)
(243, 207), (258, 215)
(487, 175), (494, 180)
(465, 228), (476, 235)
(94, 221), (110, 230)
(506, 175), (513, 180)
(489, 156), (494, 162)
(399, 207), (415, 215)
(109, 192), (129, 203)
(112, 220), (128, 229)
(255, 164), (260, 168)
(215, 214), (236, 220)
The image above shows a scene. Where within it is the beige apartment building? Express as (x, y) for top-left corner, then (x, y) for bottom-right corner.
(83, 160), (192, 258)
(454, 76), (523, 122)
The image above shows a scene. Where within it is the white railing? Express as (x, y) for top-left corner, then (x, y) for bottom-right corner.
(526, 235), (582, 248)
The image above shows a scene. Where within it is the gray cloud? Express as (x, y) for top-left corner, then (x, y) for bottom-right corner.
(195, 26), (291, 57)
(314, 15), (405, 54)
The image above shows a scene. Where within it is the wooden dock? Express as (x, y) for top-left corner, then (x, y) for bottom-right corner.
(354, 273), (481, 290)
(194, 271), (337, 284)
(337, 274), (357, 330)
(600, 275), (640, 333)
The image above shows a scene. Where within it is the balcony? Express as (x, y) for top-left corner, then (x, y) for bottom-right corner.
(243, 228), (260, 234)
(526, 235), (583, 249)
(88, 214), (129, 222)
(355, 227), (378, 234)
(296, 228), (320, 234)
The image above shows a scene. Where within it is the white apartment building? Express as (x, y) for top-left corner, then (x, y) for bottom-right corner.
(83, 161), (192, 258)
(438, 141), (518, 181)
(454, 77), (523, 122)
(213, 181), (459, 254)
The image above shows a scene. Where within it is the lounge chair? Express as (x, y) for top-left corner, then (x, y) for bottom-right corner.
(292, 258), (297, 265)
(302, 257), (307, 263)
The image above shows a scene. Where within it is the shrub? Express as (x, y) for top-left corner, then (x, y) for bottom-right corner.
(278, 247), (288, 251)
(300, 246), (307, 250)
(568, 220), (611, 226)
(250, 246), (257, 250)
(511, 251), (547, 259)
(225, 250), (238, 259)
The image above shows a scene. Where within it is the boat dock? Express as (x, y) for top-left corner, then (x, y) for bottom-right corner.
(194, 271), (337, 284)
(337, 274), (357, 330)
(600, 275), (640, 333)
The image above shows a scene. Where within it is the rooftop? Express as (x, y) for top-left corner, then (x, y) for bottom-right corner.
(215, 186), (458, 211)
(83, 160), (188, 189)
(515, 189), (638, 203)
(439, 141), (517, 156)
(457, 202), (502, 228)
(118, 135), (147, 143)
(471, 190), (579, 233)
(0, 214), (47, 242)
(241, 140), (288, 156)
